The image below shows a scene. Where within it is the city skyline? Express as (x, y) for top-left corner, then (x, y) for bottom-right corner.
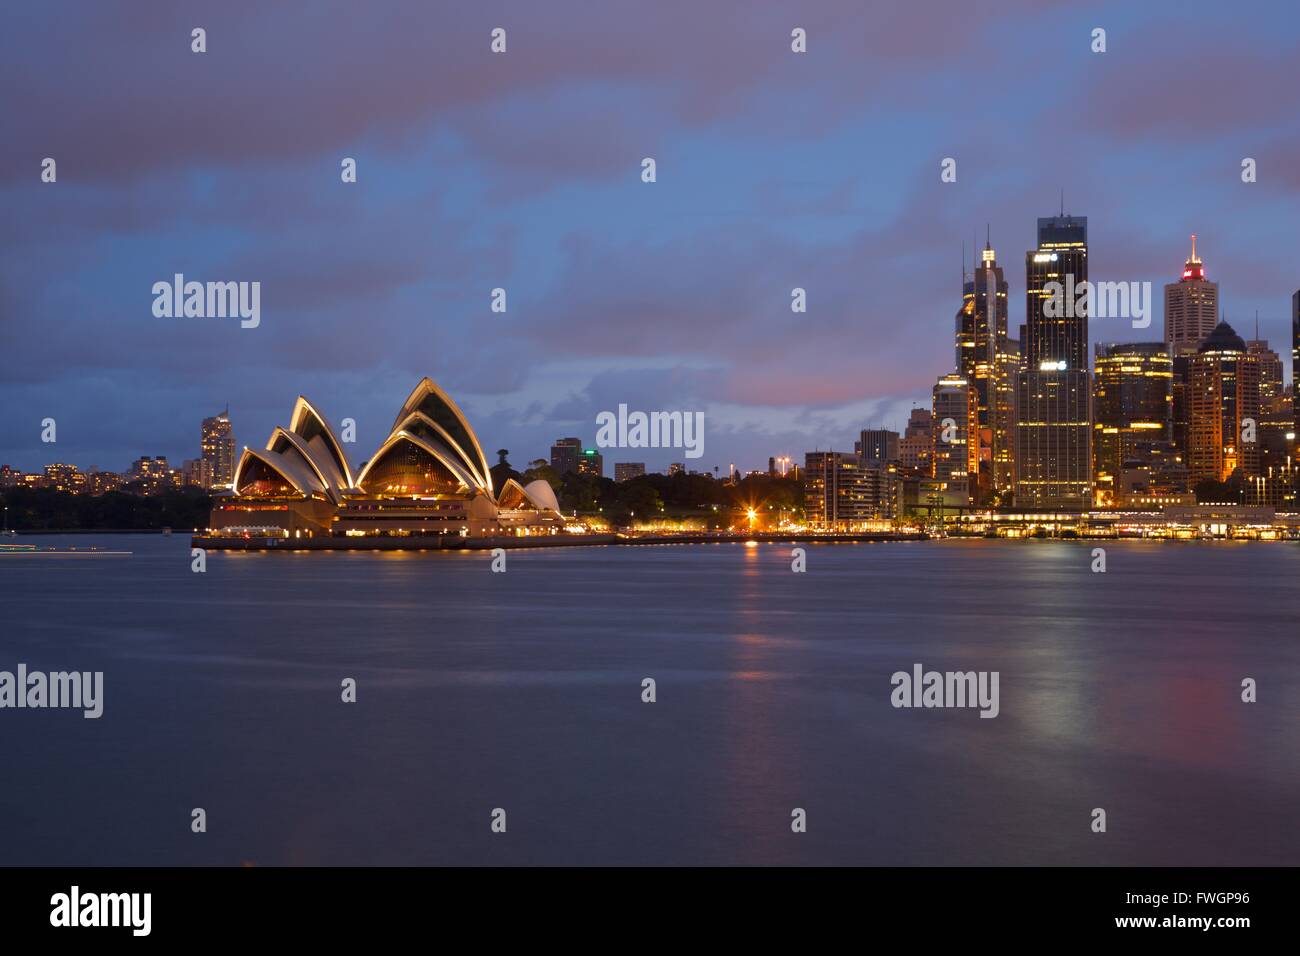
(3, 2), (1299, 475)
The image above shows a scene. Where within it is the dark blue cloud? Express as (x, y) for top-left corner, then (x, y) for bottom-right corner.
(1, 0), (1297, 476)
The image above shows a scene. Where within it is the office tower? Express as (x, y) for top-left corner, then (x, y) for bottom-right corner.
(932, 374), (977, 505)
(1294, 291), (1300, 437)
(1091, 343), (1173, 507)
(899, 408), (933, 475)
(1246, 332), (1288, 471)
(1247, 334), (1283, 403)
(855, 428), (900, 468)
(1164, 236), (1220, 354)
(201, 408), (236, 490)
(1188, 321), (1262, 483)
(956, 235), (1015, 500)
(550, 437), (582, 476)
(803, 451), (891, 528)
(667, 462), (685, 476)
(1015, 214), (1091, 509)
(1166, 238), (1219, 457)
(614, 462), (645, 482)
(576, 447), (603, 478)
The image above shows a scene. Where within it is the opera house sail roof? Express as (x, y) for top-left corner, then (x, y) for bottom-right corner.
(219, 377), (562, 538)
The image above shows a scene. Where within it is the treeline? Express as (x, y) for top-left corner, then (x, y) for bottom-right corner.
(490, 456), (803, 525)
(1, 487), (213, 531)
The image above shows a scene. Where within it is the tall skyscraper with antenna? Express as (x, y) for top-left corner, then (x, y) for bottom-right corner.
(1015, 212), (1091, 510)
(1164, 235), (1219, 355)
(1165, 236), (1220, 457)
(954, 229), (1015, 500)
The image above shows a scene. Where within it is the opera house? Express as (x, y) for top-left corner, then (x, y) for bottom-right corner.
(209, 377), (564, 538)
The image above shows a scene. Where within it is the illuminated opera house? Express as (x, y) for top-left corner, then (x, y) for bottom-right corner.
(209, 377), (564, 537)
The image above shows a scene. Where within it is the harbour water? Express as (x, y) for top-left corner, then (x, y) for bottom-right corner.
(1, 535), (1297, 865)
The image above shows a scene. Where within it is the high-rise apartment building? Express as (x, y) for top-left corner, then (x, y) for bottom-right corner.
(201, 408), (236, 490)
(614, 462), (645, 482)
(802, 451), (892, 528)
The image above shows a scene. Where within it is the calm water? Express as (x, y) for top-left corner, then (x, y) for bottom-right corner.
(1, 535), (1297, 866)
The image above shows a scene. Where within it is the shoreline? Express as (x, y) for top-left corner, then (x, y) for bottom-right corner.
(189, 531), (929, 551)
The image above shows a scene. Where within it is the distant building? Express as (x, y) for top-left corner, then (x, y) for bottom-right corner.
(0, 465), (18, 489)
(43, 463), (86, 493)
(1166, 238), (1219, 459)
(667, 462), (685, 476)
(184, 458), (213, 488)
(201, 409), (235, 490)
(1015, 213), (1091, 510)
(1248, 335), (1292, 472)
(932, 374), (977, 506)
(1293, 290), (1299, 438)
(803, 452), (892, 528)
(87, 470), (123, 495)
(899, 408), (933, 475)
(550, 437), (583, 476)
(614, 462), (646, 482)
(957, 236), (1015, 499)
(128, 456), (174, 494)
(576, 448), (603, 478)
(1188, 321), (1262, 483)
(1164, 236), (1219, 356)
(1092, 343), (1173, 507)
(855, 429), (900, 468)
(1247, 336), (1283, 405)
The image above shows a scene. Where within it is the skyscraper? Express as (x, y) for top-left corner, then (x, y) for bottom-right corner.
(931, 374), (977, 506)
(1188, 321), (1262, 483)
(201, 409), (235, 490)
(1294, 290), (1300, 438)
(1091, 343), (1173, 507)
(955, 235), (1015, 500)
(1164, 236), (1219, 355)
(1015, 214), (1091, 510)
(1165, 238), (1219, 460)
(1246, 324), (1283, 402)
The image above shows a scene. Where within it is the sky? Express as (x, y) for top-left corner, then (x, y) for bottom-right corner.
(2, 0), (1298, 476)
